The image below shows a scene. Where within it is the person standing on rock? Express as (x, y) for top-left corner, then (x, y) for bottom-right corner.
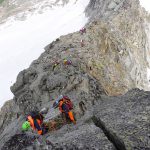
(80, 27), (86, 35)
(63, 59), (72, 65)
(53, 95), (76, 124)
(22, 111), (49, 135)
(80, 39), (85, 47)
(53, 61), (60, 70)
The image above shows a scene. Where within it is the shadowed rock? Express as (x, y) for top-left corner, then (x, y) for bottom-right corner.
(93, 88), (150, 150)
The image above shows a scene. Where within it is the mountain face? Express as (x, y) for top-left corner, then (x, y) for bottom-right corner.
(0, 0), (150, 149)
(85, 0), (150, 93)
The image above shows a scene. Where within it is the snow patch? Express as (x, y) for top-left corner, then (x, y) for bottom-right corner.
(139, 0), (150, 12)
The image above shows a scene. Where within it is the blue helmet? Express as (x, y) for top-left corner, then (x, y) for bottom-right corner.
(53, 100), (59, 108)
(53, 95), (64, 108)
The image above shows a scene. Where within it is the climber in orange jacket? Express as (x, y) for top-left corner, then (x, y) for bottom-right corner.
(53, 95), (76, 124)
(22, 111), (48, 135)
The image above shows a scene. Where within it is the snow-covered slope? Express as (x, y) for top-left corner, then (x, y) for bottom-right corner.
(139, 0), (150, 12)
(0, 0), (90, 107)
(0, 0), (70, 22)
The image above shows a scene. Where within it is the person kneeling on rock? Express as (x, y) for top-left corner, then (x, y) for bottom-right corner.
(22, 111), (49, 135)
(53, 95), (76, 124)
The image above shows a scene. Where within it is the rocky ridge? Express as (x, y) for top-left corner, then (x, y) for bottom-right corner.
(0, 0), (150, 149)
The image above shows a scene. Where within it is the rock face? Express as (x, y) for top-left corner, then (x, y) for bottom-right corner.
(10, 55), (104, 114)
(1, 89), (150, 150)
(86, 0), (150, 92)
(0, 0), (150, 149)
(93, 88), (150, 150)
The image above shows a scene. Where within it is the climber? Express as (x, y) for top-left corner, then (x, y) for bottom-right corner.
(63, 59), (72, 65)
(53, 95), (76, 124)
(53, 61), (59, 70)
(22, 111), (49, 135)
(81, 39), (84, 47)
(80, 27), (86, 35)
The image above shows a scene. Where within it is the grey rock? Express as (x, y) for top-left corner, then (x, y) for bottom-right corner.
(108, 1), (117, 10)
(93, 89), (150, 150)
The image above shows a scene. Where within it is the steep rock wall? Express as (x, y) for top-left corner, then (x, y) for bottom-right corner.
(86, 0), (150, 91)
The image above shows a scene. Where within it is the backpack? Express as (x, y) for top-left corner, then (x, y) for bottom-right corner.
(54, 95), (73, 110)
(62, 96), (73, 110)
(29, 111), (44, 121)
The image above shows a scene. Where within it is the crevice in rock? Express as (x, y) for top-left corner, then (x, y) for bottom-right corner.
(79, 101), (87, 115)
(92, 116), (126, 150)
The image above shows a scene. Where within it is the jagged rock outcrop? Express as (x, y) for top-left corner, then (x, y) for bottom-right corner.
(10, 55), (104, 114)
(0, 0), (150, 149)
(92, 88), (150, 150)
(86, 0), (136, 21)
(0, 100), (18, 133)
(86, 0), (150, 92)
(1, 89), (150, 150)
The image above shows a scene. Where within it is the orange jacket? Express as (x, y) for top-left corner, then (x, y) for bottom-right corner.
(27, 116), (43, 135)
(58, 100), (75, 123)
(59, 100), (64, 113)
